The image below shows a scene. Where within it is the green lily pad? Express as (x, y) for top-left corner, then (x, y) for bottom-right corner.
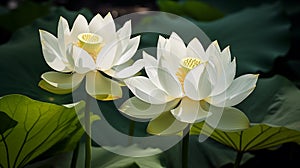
(191, 122), (300, 152)
(188, 75), (300, 167)
(0, 94), (87, 168)
(0, 111), (18, 134)
(238, 75), (300, 130)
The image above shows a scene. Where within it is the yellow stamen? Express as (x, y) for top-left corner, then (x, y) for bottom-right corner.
(176, 67), (187, 88)
(77, 33), (104, 61)
(176, 57), (202, 90)
(181, 57), (201, 70)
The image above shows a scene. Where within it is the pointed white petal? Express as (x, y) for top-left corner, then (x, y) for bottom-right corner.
(221, 46), (231, 64)
(171, 97), (206, 123)
(159, 52), (181, 76)
(157, 67), (183, 98)
(206, 107), (250, 131)
(158, 34), (183, 75)
(117, 20), (131, 53)
(41, 71), (84, 89)
(57, 16), (71, 55)
(187, 38), (207, 61)
(206, 41), (234, 96)
(96, 41), (118, 71)
(39, 30), (71, 72)
(168, 32), (186, 60)
(86, 71), (122, 100)
(206, 40), (221, 55)
(89, 14), (104, 34)
(70, 14), (89, 42)
(209, 74), (259, 107)
(143, 52), (163, 89)
(115, 36), (140, 66)
(157, 35), (167, 60)
(207, 57), (236, 97)
(100, 13), (117, 43)
(119, 97), (180, 119)
(104, 59), (134, 77)
(184, 63), (212, 100)
(65, 43), (75, 70)
(112, 59), (144, 79)
(103, 12), (115, 28)
(73, 46), (96, 74)
(147, 111), (189, 135)
(143, 51), (158, 67)
(124, 76), (171, 104)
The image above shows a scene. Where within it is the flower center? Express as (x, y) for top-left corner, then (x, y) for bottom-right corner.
(176, 57), (201, 90)
(77, 33), (104, 61)
(181, 57), (201, 70)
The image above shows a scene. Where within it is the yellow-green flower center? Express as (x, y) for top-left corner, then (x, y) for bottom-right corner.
(77, 33), (104, 61)
(181, 57), (201, 70)
(176, 57), (202, 90)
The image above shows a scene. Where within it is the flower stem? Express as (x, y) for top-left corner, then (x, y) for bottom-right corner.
(128, 120), (135, 145)
(129, 120), (135, 136)
(85, 96), (92, 168)
(234, 151), (244, 168)
(182, 127), (190, 168)
(70, 143), (80, 168)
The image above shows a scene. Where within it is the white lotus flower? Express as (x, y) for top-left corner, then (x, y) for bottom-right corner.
(120, 32), (258, 135)
(39, 13), (143, 100)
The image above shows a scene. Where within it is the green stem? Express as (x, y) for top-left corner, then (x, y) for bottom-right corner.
(1, 134), (10, 168)
(70, 142), (80, 168)
(182, 128), (190, 168)
(234, 151), (244, 168)
(85, 96), (92, 168)
(128, 120), (135, 145)
(129, 120), (135, 136)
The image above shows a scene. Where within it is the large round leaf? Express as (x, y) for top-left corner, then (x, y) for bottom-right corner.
(0, 94), (87, 168)
(190, 75), (300, 166)
(238, 75), (300, 130)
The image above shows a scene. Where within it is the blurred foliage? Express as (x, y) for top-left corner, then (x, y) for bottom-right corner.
(138, 3), (290, 76)
(157, 0), (224, 21)
(26, 144), (165, 167)
(0, 0), (51, 32)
